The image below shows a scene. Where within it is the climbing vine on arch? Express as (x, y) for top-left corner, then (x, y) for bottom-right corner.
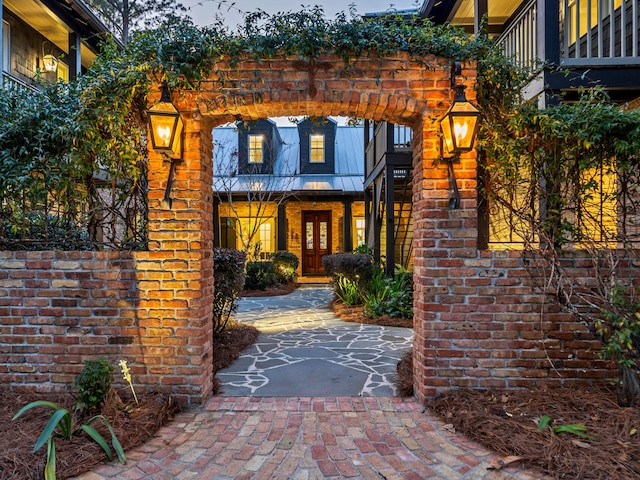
(0, 8), (488, 251)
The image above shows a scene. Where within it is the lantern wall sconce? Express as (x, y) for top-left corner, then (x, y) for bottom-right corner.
(41, 41), (59, 74)
(146, 84), (184, 209)
(439, 61), (481, 209)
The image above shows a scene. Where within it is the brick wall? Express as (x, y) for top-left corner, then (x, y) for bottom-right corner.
(1, 52), (622, 404)
(2, 90), (216, 405)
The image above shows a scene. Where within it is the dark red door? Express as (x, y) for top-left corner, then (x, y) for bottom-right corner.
(302, 211), (331, 275)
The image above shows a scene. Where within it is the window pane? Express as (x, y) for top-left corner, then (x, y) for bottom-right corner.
(310, 134), (325, 163)
(319, 221), (327, 249)
(259, 223), (272, 253)
(306, 221), (314, 249)
(248, 135), (263, 163)
(355, 218), (365, 246)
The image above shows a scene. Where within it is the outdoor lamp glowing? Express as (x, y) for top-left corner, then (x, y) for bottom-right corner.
(147, 85), (184, 209)
(42, 54), (58, 73)
(146, 85), (184, 159)
(440, 62), (481, 155)
(440, 62), (482, 210)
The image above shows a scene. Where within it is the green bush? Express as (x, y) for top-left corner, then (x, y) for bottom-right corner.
(245, 261), (277, 290)
(1, 212), (92, 251)
(269, 251), (299, 284)
(73, 358), (114, 412)
(353, 243), (373, 255)
(363, 266), (413, 319)
(322, 253), (373, 284)
(213, 248), (247, 335)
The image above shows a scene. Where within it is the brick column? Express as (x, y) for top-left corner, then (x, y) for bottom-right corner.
(142, 89), (214, 403)
(412, 64), (479, 403)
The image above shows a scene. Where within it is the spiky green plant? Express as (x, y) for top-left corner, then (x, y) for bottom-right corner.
(13, 401), (126, 480)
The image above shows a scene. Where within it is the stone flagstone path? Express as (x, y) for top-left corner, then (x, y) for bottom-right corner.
(216, 286), (413, 397)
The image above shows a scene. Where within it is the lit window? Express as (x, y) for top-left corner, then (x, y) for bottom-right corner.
(310, 134), (325, 163)
(57, 62), (69, 82)
(354, 218), (365, 247)
(248, 135), (263, 163)
(239, 219), (274, 257)
(259, 223), (273, 254)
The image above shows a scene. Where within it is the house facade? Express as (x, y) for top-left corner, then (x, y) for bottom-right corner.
(365, 0), (640, 263)
(213, 118), (365, 277)
(1, 0), (114, 90)
(424, 0), (640, 104)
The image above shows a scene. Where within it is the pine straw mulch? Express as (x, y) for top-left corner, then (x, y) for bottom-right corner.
(330, 299), (413, 328)
(1, 388), (179, 480)
(430, 386), (640, 480)
(241, 283), (298, 297)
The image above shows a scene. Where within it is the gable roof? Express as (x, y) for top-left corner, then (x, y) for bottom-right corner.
(213, 123), (365, 194)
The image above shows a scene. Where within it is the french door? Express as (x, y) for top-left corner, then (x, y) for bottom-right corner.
(302, 211), (331, 275)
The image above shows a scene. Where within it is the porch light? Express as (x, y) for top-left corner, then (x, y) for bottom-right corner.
(439, 62), (481, 210)
(42, 54), (58, 73)
(146, 84), (184, 208)
(440, 62), (481, 155)
(146, 85), (184, 160)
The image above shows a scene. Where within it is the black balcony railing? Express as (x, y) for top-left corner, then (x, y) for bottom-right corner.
(497, 0), (640, 69)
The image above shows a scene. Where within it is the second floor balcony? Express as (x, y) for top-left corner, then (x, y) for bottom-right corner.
(498, 0), (640, 70)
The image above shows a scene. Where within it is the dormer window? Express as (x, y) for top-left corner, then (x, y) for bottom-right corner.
(310, 134), (325, 163)
(298, 117), (336, 174)
(248, 134), (264, 163)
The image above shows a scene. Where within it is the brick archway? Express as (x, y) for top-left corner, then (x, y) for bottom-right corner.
(145, 52), (479, 403)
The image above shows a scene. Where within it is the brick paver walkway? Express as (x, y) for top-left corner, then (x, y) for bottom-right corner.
(75, 396), (549, 480)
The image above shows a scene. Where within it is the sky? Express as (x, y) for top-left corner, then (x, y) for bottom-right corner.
(182, 0), (413, 29)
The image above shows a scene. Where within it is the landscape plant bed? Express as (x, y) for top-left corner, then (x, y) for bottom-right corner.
(1, 388), (178, 480)
(431, 386), (640, 480)
(330, 299), (413, 328)
(1, 322), (258, 480)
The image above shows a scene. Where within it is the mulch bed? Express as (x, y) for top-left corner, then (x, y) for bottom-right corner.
(241, 283), (298, 297)
(330, 299), (413, 328)
(0, 321), (258, 480)
(431, 386), (640, 480)
(1, 388), (178, 480)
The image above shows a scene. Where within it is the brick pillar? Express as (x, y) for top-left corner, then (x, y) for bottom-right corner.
(412, 65), (479, 403)
(143, 89), (214, 403)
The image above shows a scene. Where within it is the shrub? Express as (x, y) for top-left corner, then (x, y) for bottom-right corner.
(353, 243), (373, 255)
(269, 251), (299, 284)
(1, 212), (92, 251)
(74, 358), (114, 412)
(322, 253), (373, 284)
(245, 261), (277, 290)
(213, 248), (247, 335)
(363, 266), (414, 319)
